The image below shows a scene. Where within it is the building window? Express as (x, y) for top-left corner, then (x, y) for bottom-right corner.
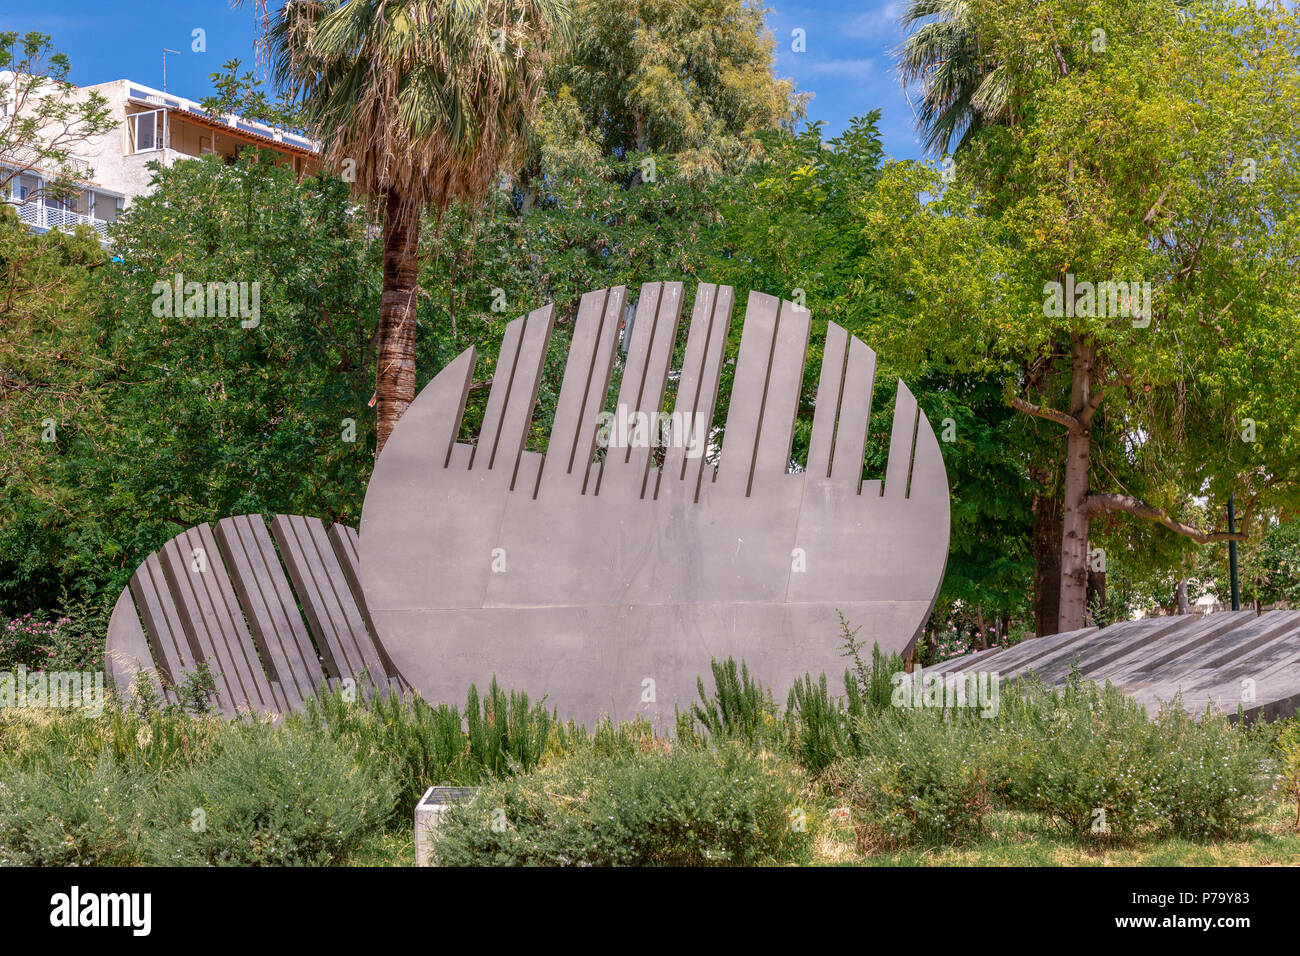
(128, 109), (165, 153)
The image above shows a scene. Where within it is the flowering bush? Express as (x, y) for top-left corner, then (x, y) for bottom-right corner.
(0, 614), (100, 671)
(925, 618), (1008, 665)
(931, 630), (976, 662)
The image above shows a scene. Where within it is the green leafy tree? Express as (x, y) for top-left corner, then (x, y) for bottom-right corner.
(415, 0), (805, 447)
(712, 116), (1035, 631)
(0, 32), (114, 205)
(198, 58), (308, 134)
(0, 152), (383, 617)
(0, 209), (107, 613)
(539, 0), (806, 181)
(863, 0), (1300, 632)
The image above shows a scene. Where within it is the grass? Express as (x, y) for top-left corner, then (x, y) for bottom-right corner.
(201, 792), (1300, 867)
(818, 800), (1300, 867)
(349, 829), (417, 867)
(296, 788), (1300, 867)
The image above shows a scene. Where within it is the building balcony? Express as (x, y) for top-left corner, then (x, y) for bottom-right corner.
(14, 199), (110, 240)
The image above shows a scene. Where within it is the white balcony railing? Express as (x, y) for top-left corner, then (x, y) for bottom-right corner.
(14, 201), (109, 240)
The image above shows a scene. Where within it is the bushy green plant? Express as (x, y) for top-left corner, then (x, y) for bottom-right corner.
(586, 714), (662, 758)
(464, 677), (554, 775)
(1278, 719), (1300, 831)
(0, 613), (100, 670)
(995, 676), (1169, 840)
(785, 671), (867, 774)
(689, 657), (779, 746)
(0, 702), (224, 777)
(0, 752), (147, 866)
(995, 677), (1270, 842)
(145, 726), (395, 866)
(839, 706), (994, 848)
(832, 671), (1272, 850)
(296, 685), (471, 820)
(432, 743), (812, 866)
(1148, 704), (1271, 840)
(837, 615), (905, 710)
(293, 679), (556, 823)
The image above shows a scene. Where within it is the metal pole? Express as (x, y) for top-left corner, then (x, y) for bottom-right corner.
(162, 49), (180, 93)
(1228, 494), (1240, 611)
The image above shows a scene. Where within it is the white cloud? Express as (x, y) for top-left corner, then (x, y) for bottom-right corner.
(801, 57), (876, 80)
(840, 1), (908, 39)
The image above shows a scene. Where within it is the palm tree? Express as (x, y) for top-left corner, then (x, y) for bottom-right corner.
(261, 0), (572, 453)
(898, 0), (1192, 157)
(896, 0), (1011, 157)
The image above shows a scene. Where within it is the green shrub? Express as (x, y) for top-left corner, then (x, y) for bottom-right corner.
(291, 678), (555, 824)
(0, 752), (147, 866)
(1278, 719), (1300, 831)
(586, 714), (663, 758)
(0, 703), (224, 778)
(463, 678), (554, 775)
(838, 614), (904, 711)
(1148, 704), (1271, 840)
(689, 657), (780, 746)
(433, 743), (812, 866)
(994, 677), (1269, 842)
(145, 726), (395, 866)
(295, 686), (472, 820)
(784, 671), (867, 774)
(839, 706), (994, 848)
(995, 677), (1169, 840)
(0, 612), (101, 671)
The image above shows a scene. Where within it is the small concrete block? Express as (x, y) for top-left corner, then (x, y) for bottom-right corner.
(414, 786), (478, 867)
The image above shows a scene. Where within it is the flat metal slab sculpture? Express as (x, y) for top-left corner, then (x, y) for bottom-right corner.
(105, 514), (403, 715)
(360, 282), (951, 727)
(929, 610), (1300, 722)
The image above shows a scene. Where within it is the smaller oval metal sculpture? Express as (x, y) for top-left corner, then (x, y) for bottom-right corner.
(104, 514), (402, 716)
(360, 282), (950, 727)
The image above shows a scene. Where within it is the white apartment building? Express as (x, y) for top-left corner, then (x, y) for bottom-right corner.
(2, 75), (319, 241)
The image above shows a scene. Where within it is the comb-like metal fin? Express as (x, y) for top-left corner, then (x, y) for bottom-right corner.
(830, 336), (876, 490)
(716, 291), (780, 495)
(472, 317), (523, 470)
(603, 282), (684, 499)
(539, 287), (625, 497)
(807, 323), (848, 478)
(752, 300), (811, 481)
(884, 380), (920, 498)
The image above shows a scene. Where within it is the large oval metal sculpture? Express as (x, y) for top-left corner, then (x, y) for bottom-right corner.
(360, 282), (950, 727)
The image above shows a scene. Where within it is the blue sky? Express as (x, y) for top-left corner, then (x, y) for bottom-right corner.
(0, 0), (925, 160)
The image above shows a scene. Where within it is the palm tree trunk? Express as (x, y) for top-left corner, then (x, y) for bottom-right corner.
(375, 192), (421, 456)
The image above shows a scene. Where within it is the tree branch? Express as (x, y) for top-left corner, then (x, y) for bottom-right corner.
(1009, 395), (1082, 434)
(1085, 374), (1132, 418)
(1084, 493), (1247, 543)
(1142, 184), (1171, 227)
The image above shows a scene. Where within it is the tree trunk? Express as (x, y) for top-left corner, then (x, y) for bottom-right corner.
(1087, 568), (1106, 623)
(1026, 344), (1064, 637)
(375, 192), (421, 456)
(519, 184), (539, 213)
(1057, 335), (1096, 633)
(1032, 481), (1063, 637)
(1175, 579), (1189, 615)
(976, 603), (988, 650)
